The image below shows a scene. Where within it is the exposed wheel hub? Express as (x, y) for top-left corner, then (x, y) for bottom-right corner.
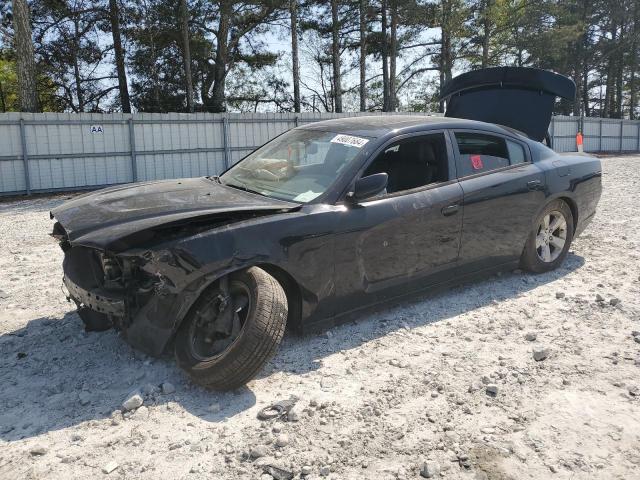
(188, 281), (251, 361)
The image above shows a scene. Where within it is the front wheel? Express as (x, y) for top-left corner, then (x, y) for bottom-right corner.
(175, 267), (287, 390)
(520, 199), (574, 273)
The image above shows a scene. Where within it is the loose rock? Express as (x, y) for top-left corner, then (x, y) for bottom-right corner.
(29, 445), (47, 456)
(468, 381), (483, 393)
(250, 445), (269, 459)
(533, 346), (551, 361)
(161, 382), (176, 394)
(420, 461), (440, 478)
(486, 384), (498, 396)
(102, 461), (119, 474)
(121, 392), (144, 411)
(525, 332), (537, 342)
(78, 391), (91, 406)
(275, 434), (289, 448)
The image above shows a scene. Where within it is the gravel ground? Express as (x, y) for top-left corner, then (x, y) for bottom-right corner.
(1, 155), (639, 480)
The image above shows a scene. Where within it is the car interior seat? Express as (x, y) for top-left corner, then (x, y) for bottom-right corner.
(363, 136), (447, 194)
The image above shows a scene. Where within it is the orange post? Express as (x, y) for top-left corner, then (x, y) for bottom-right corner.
(576, 132), (584, 153)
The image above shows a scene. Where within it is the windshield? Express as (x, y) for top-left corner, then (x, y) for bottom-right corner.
(220, 129), (370, 203)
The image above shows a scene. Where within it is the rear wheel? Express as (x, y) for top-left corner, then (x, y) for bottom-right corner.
(520, 199), (574, 273)
(175, 267), (287, 390)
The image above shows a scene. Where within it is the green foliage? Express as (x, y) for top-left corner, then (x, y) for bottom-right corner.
(0, 49), (64, 112)
(0, 55), (19, 111)
(4, 0), (639, 116)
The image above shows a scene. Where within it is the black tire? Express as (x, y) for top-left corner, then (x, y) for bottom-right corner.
(175, 267), (287, 390)
(520, 199), (574, 273)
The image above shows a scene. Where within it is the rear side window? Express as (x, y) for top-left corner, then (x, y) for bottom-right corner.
(507, 140), (526, 164)
(454, 132), (527, 177)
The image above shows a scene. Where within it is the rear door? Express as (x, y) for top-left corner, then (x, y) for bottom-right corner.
(450, 130), (546, 273)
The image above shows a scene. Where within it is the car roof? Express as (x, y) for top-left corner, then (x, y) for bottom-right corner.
(298, 114), (528, 140)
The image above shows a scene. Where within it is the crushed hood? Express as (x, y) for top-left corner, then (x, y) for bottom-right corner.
(51, 177), (299, 249)
(440, 67), (576, 142)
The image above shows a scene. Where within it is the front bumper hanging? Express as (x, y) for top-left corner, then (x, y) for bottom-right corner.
(63, 275), (126, 317)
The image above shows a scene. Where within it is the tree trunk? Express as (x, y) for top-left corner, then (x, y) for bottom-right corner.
(389, 0), (397, 111)
(573, 0), (589, 116)
(359, 0), (367, 111)
(72, 16), (84, 112)
(149, 35), (161, 112)
(603, 23), (617, 118)
(109, 0), (131, 113)
(381, 0), (390, 111)
(331, 0), (342, 112)
(582, 63), (590, 117)
(630, 2), (639, 119)
(481, 0), (492, 68)
(179, 0), (194, 112)
(290, 0), (301, 113)
(614, 24), (624, 118)
(439, 0), (452, 113)
(209, 3), (231, 112)
(0, 80), (6, 112)
(12, 0), (38, 112)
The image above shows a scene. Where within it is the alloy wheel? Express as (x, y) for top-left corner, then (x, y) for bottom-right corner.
(535, 210), (567, 263)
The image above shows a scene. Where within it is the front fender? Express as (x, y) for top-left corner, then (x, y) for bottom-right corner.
(122, 246), (280, 356)
(119, 207), (338, 355)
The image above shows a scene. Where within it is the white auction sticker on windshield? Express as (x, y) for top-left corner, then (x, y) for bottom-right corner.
(330, 134), (369, 148)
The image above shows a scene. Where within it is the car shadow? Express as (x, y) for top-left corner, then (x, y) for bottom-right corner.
(0, 253), (584, 442)
(0, 311), (256, 442)
(259, 252), (587, 379)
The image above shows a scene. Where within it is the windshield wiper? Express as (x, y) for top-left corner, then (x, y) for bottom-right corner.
(223, 179), (267, 198)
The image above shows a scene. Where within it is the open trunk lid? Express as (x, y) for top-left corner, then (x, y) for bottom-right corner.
(440, 67), (576, 142)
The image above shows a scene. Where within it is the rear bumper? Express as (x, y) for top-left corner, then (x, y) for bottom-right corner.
(63, 275), (126, 316)
(575, 210), (596, 237)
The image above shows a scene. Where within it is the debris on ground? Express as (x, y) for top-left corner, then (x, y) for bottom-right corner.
(257, 396), (299, 421)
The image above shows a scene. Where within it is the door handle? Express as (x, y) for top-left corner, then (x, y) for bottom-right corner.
(527, 180), (543, 190)
(441, 204), (459, 216)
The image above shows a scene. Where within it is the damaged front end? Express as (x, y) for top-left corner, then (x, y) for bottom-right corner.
(52, 217), (241, 356)
(56, 226), (165, 334)
(49, 177), (300, 355)
(51, 213), (294, 356)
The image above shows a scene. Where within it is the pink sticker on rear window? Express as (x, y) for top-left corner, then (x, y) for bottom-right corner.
(470, 155), (483, 170)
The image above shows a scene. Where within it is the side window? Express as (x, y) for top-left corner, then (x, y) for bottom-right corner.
(506, 140), (526, 164)
(362, 133), (449, 195)
(454, 132), (528, 177)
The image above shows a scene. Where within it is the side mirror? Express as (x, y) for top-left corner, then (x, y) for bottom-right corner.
(347, 173), (388, 203)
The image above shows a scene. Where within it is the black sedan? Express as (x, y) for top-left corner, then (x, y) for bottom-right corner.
(51, 68), (602, 389)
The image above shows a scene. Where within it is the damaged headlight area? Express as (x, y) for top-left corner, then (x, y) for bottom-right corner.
(60, 244), (164, 332)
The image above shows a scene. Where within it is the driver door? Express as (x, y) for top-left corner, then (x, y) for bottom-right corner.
(331, 132), (464, 314)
